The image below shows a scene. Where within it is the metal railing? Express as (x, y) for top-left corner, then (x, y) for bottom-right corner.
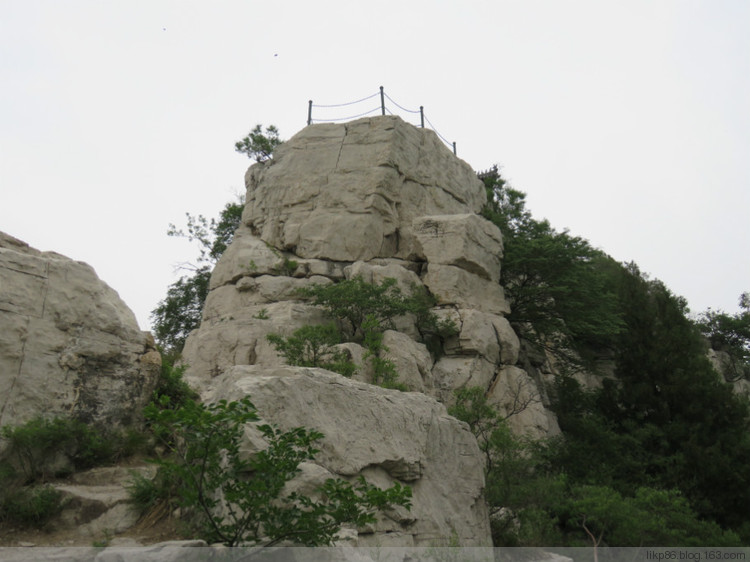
(306, 86), (457, 155)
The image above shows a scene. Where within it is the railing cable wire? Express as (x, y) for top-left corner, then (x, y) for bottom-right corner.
(311, 91), (380, 108)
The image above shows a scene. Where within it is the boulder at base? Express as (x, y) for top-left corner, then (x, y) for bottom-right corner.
(204, 366), (492, 547)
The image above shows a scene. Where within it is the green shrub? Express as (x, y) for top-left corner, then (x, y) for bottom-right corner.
(267, 324), (356, 377)
(126, 467), (180, 514)
(143, 396), (411, 547)
(298, 276), (411, 342)
(0, 485), (66, 529)
(1, 416), (149, 483)
(151, 360), (199, 411)
(298, 276), (456, 390)
(361, 315), (406, 391)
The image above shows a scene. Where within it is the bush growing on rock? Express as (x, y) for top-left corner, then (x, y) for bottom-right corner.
(295, 276), (456, 390)
(267, 324), (356, 377)
(142, 396), (411, 547)
(0, 417), (147, 484)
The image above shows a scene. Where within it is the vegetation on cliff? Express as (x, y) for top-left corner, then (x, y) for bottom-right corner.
(150, 135), (750, 547)
(480, 166), (750, 545)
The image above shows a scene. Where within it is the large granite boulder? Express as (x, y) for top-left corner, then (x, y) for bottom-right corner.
(204, 366), (492, 547)
(0, 232), (160, 429)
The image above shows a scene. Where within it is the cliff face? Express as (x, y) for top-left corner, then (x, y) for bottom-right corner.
(182, 116), (558, 546)
(0, 232), (161, 429)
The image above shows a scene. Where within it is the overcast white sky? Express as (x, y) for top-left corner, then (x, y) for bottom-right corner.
(2, 0), (748, 330)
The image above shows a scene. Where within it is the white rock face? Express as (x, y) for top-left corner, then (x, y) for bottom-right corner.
(413, 214), (503, 282)
(205, 367), (492, 547)
(0, 232), (160, 429)
(182, 116), (560, 546)
(241, 116), (487, 262)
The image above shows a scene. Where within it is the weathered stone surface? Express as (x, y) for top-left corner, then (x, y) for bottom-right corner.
(242, 116), (486, 262)
(445, 309), (519, 365)
(413, 214), (503, 282)
(54, 465), (156, 538)
(423, 264), (510, 316)
(182, 301), (330, 391)
(381, 330), (434, 392)
(431, 356), (498, 405)
(487, 366), (560, 439)
(180, 116), (552, 546)
(209, 226), (287, 290)
(204, 367), (492, 546)
(344, 260), (422, 293)
(0, 232), (160, 429)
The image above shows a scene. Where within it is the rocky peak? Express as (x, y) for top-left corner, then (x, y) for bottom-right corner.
(179, 116), (560, 546)
(242, 115), (487, 263)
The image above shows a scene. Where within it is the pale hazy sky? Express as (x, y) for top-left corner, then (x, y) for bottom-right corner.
(2, 0), (748, 330)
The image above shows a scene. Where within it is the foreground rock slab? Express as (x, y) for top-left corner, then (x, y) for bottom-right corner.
(204, 366), (492, 547)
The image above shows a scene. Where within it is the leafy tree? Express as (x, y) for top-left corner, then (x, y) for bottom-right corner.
(548, 264), (750, 535)
(448, 387), (564, 546)
(151, 200), (243, 354)
(151, 268), (211, 355)
(698, 292), (750, 381)
(144, 397), (411, 547)
(480, 166), (624, 368)
(235, 124), (283, 162)
(266, 324), (356, 377)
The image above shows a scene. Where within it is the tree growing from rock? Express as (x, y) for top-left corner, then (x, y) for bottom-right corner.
(234, 124), (283, 162)
(697, 292), (750, 382)
(151, 200), (244, 355)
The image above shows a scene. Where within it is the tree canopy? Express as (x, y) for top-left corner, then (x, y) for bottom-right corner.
(481, 165), (624, 368)
(234, 124), (283, 162)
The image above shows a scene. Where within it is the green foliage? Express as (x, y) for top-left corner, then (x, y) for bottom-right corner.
(298, 276), (456, 389)
(151, 267), (210, 354)
(0, 416), (138, 483)
(298, 276), (409, 342)
(126, 467), (181, 515)
(151, 359), (199, 412)
(544, 265), (750, 533)
(0, 485), (66, 529)
(558, 485), (742, 547)
(481, 166), (624, 367)
(152, 200), (244, 353)
(448, 387), (564, 546)
(360, 315), (406, 391)
(697, 292), (750, 381)
(274, 258), (299, 277)
(167, 201), (244, 265)
(143, 397), (411, 547)
(234, 124), (283, 162)
(267, 324), (356, 377)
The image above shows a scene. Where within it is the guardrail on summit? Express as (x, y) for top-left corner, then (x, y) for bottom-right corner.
(306, 86), (457, 155)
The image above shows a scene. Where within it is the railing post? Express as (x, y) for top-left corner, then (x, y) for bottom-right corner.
(307, 100), (313, 126)
(420, 106), (424, 128)
(380, 86), (385, 115)
(452, 142), (457, 156)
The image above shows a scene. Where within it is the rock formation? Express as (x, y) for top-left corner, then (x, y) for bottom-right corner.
(0, 232), (161, 429)
(181, 116), (559, 546)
